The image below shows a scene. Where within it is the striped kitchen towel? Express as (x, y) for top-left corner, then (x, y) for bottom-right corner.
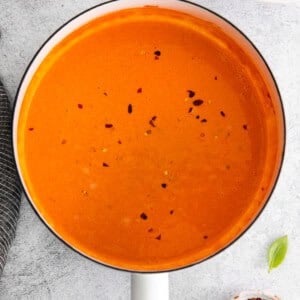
(0, 80), (21, 275)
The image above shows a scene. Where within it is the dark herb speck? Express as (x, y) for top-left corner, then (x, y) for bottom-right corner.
(169, 210), (174, 215)
(155, 234), (161, 240)
(203, 235), (208, 239)
(196, 115), (200, 119)
(187, 90), (195, 98)
(137, 88), (142, 93)
(105, 124), (113, 128)
(77, 104), (83, 109)
(193, 99), (204, 106)
(201, 119), (207, 123)
(149, 116), (157, 127)
(214, 76), (218, 80)
(28, 127), (34, 131)
(128, 104), (133, 114)
(220, 111), (226, 117)
(243, 124), (248, 130)
(188, 107), (193, 113)
(102, 162), (109, 167)
(161, 183), (167, 189)
(154, 50), (161, 56)
(140, 212), (148, 220)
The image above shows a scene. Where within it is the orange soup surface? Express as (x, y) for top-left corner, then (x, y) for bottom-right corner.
(18, 7), (284, 271)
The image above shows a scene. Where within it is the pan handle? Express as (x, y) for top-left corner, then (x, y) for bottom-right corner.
(131, 273), (169, 300)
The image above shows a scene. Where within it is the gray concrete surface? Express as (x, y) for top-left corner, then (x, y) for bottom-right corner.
(0, 0), (300, 299)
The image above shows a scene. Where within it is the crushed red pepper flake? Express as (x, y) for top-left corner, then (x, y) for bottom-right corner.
(28, 127), (34, 131)
(188, 107), (193, 113)
(154, 56), (159, 60)
(214, 76), (218, 80)
(193, 99), (204, 106)
(155, 234), (161, 240)
(220, 111), (226, 117)
(148, 228), (153, 233)
(169, 210), (174, 215)
(103, 92), (108, 96)
(102, 162), (109, 167)
(140, 212), (148, 220)
(137, 88), (142, 93)
(200, 132), (205, 137)
(196, 115), (200, 119)
(187, 90), (195, 98)
(77, 103), (83, 109)
(117, 140), (122, 144)
(203, 235), (208, 239)
(61, 139), (67, 145)
(243, 124), (248, 130)
(145, 129), (152, 135)
(226, 165), (231, 170)
(128, 104), (133, 114)
(105, 124), (113, 128)
(161, 183), (167, 189)
(201, 119), (207, 123)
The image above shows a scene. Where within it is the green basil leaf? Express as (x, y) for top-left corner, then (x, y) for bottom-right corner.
(268, 235), (288, 272)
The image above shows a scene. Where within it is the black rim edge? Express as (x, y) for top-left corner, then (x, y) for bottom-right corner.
(11, 0), (286, 274)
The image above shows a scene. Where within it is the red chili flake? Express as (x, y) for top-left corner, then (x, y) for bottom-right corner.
(154, 56), (159, 60)
(201, 119), (207, 123)
(267, 92), (271, 99)
(187, 90), (195, 98)
(61, 139), (67, 145)
(28, 127), (34, 131)
(103, 92), (108, 96)
(148, 228), (153, 233)
(203, 235), (208, 239)
(105, 124), (113, 128)
(226, 165), (230, 170)
(193, 99), (204, 106)
(151, 116), (157, 121)
(117, 140), (122, 144)
(102, 162), (109, 167)
(243, 124), (248, 130)
(169, 210), (174, 215)
(261, 187), (265, 191)
(154, 50), (161, 56)
(196, 115), (200, 119)
(214, 76), (218, 80)
(137, 88), (142, 93)
(220, 111), (226, 117)
(155, 234), (161, 240)
(146, 129), (152, 135)
(200, 132), (205, 137)
(77, 104), (83, 109)
(161, 183), (167, 189)
(140, 212), (148, 220)
(128, 104), (133, 114)
(188, 107), (193, 113)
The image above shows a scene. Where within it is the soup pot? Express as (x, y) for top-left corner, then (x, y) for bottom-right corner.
(12, 0), (285, 299)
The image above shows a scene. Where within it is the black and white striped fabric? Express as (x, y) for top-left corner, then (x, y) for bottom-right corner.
(0, 80), (21, 275)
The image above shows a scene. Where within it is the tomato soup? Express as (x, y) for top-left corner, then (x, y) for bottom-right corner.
(17, 6), (284, 271)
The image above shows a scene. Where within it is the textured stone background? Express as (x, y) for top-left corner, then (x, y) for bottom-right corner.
(0, 0), (300, 299)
